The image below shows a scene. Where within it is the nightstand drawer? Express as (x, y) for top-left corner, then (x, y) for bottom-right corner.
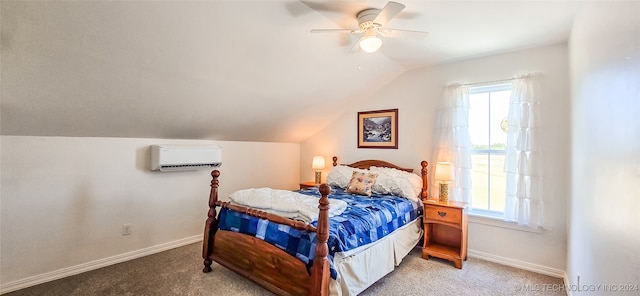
(424, 206), (461, 225)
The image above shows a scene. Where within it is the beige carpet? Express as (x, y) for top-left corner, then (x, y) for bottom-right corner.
(6, 242), (565, 296)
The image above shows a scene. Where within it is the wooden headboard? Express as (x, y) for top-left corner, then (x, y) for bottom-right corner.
(331, 156), (429, 200)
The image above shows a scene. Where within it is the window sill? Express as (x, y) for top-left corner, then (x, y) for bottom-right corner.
(468, 212), (543, 233)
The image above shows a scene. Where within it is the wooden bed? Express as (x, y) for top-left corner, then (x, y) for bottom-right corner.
(202, 157), (429, 295)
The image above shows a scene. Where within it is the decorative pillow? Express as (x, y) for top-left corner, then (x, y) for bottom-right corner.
(369, 166), (422, 202)
(326, 165), (368, 188)
(346, 171), (378, 196)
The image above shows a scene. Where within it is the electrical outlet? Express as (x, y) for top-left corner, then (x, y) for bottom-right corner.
(122, 223), (132, 236)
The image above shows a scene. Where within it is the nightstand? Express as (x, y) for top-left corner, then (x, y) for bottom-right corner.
(422, 200), (468, 269)
(299, 182), (320, 190)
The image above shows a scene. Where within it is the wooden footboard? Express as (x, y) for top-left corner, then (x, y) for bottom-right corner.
(202, 170), (330, 296)
(212, 230), (311, 295)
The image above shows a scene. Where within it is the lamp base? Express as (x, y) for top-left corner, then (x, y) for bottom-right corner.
(439, 183), (449, 202)
(315, 171), (322, 184)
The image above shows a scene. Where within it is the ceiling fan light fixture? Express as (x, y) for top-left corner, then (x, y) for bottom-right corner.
(311, 2), (427, 53)
(360, 35), (382, 53)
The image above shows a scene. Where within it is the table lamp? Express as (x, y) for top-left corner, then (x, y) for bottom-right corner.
(435, 162), (455, 202)
(312, 156), (325, 184)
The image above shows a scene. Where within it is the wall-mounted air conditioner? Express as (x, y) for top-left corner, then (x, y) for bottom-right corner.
(149, 145), (222, 172)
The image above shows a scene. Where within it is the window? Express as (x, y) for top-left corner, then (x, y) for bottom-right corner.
(468, 83), (512, 216)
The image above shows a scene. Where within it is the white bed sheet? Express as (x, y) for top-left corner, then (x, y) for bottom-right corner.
(328, 218), (423, 296)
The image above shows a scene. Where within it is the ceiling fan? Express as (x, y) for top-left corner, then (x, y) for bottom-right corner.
(310, 1), (428, 53)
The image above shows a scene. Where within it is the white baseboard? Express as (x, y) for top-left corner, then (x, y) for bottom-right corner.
(468, 249), (565, 278)
(0, 235), (203, 295)
(563, 272), (573, 296)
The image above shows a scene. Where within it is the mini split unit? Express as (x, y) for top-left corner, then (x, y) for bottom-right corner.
(149, 145), (222, 172)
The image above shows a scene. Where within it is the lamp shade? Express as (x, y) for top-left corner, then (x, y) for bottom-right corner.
(359, 35), (382, 53)
(312, 156), (325, 170)
(435, 162), (455, 181)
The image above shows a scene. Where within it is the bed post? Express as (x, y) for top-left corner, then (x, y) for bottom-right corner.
(202, 170), (220, 273)
(420, 161), (429, 200)
(310, 184), (331, 296)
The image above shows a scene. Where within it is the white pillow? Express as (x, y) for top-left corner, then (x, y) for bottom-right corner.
(325, 165), (368, 188)
(369, 166), (422, 202)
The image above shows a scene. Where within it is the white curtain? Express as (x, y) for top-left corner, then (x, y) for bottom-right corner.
(504, 74), (547, 228)
(432, 84), (473, 203)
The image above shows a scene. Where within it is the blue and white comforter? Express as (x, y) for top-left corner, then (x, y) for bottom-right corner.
(217, 186), (420, 280)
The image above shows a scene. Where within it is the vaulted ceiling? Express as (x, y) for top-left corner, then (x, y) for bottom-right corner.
(1, 1), (583, 142)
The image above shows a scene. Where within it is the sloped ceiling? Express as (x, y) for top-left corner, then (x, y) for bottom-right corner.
(0, 1), (583, 143)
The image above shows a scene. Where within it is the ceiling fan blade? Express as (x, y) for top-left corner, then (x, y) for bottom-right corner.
(381, 28), (429, 39)
(348, 37), (363, 53)
(373, 1), (406, 26)
(348, 38), (362, 53)
(310, 28), (361, 34)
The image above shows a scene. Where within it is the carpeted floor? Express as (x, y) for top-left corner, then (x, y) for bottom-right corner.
(6, 242), (565, 296)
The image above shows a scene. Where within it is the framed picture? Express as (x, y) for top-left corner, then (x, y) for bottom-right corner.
(357, 108), (398, 149)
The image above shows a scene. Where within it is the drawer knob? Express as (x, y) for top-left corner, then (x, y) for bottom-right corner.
(437, 211), (447, 217)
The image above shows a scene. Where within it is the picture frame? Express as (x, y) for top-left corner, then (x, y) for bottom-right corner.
(357, 108), (398, 149)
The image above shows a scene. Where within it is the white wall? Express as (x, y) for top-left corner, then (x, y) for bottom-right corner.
(0, 136), (299, 292)
(568, 2), (640, 294)
(301, 43), (570, 274)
